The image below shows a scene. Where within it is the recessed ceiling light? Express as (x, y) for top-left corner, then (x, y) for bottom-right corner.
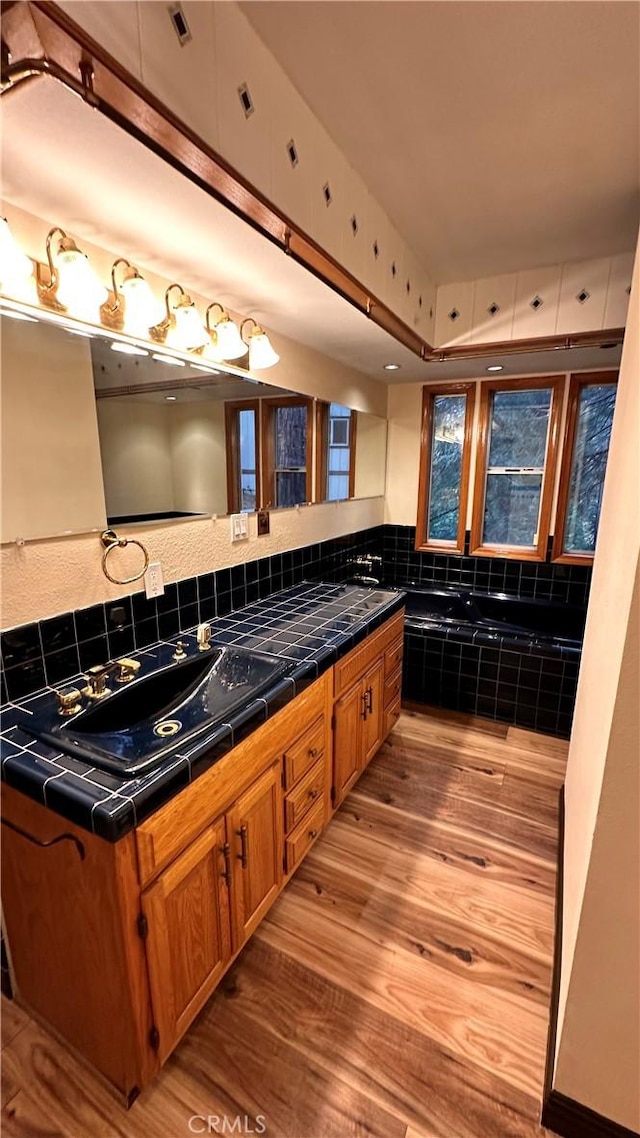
(486, 365), (503, 372)
(0, 307), (38, 322)
(165, 395), (177, 401)
(383, 363), (401, 371)
(110, 342), (148, 356)
(151, 353), (186, 367)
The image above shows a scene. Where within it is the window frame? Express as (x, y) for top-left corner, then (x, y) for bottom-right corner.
(314, 401), (357, 502)
(551, 369), (618, 566)
(415, 381), (476, 554)
(261, 395), (313, 509)
(224, 399), (261, 515)
(469, 375), (564, 562)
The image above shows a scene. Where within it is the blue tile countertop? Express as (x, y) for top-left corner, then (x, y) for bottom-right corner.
(0, 582), (404, 842)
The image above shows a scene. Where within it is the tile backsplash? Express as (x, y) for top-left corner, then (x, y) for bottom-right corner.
(0, 523), (591, 704)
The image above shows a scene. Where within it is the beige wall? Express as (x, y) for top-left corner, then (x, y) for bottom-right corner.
(354, 413), (388, 500)
(97, 398), (175, 517)
(169, 401), (228, 517)
(0, 318), (106, 542)
(553, 243), (639, 1129)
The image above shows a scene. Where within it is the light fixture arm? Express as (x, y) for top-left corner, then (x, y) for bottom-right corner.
(205, 301), (226, 332)
(240, 317), (259, 345)
(107, 257), (136, 313)
(43, 226), (68, 291)
(165, 282), (187, 321)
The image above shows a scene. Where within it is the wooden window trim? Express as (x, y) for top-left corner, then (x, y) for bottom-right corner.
(224, 399), (261, 515)
(469, 375), (564, 562)
(261, 396), (313, 509)
(551, 370), (618, 566)
(415, 381), (476, 555)
(314, 402), (357, 502)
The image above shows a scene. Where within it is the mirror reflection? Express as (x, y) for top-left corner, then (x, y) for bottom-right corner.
(0, 311), (388, 539)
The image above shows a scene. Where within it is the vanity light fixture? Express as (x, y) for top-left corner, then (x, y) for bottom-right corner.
(383, 363), (400, 371)
(38, 227), (108, 318)
(110, 341), (149, 356)
(151, 352), (186, 367)
(240, 318), (280, 370)
(486, 365), (504, 372)
(0, 218), (34, 289)
(102, 258), (162, 337)
(150, 283), (209, 352)
(205, 302), (247, 360)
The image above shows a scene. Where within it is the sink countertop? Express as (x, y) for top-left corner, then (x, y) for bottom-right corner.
(0, 582), (404, 841)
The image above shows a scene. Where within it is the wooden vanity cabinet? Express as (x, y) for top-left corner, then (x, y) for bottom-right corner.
(332, 610), (404, 810)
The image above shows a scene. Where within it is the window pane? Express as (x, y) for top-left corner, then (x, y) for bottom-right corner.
(275, 405), (307, 468)
(427, 394), (466, 543)
(483, 473), (542, 546)
(564, 384), (616, 553)
(238, 409), (256, 512)
(488, 388), (551, 468)
(276, 471), (306, 507)
(327, 474), (349, 500)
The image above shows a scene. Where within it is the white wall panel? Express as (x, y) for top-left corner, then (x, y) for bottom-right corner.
(512, 265), (561, 339)
(57, 1), (142, 79)
(556, 258), (610, 334)
(604, 251), (635, 329)
(470, 273), (517, 344)
(139, 2), (218, 152)
(434, 280), (475, 346)
(214, 2), (275, 200)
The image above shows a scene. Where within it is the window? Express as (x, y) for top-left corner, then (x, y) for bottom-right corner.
(416, 382), (476, 553)
(553, 371), (617, 563)
(315, 402), (356, 502)
(470, 376), (563, 560)
(224, 400), (260, 514)
(261, 396), (312, 508)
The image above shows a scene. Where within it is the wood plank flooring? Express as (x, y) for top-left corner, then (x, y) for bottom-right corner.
(1, 707), (566, 1138)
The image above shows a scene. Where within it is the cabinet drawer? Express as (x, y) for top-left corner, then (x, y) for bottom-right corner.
(384, 664), (402, 709)
(285, 798), (325, 873)
(284, 758), (325, 833)
(334, 610), (405, 698)
(283, 717), (324, 790)
(384, 637), (404, 677)
(384, 695), (402, 739)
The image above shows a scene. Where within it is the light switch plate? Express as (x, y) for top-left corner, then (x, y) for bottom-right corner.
(144, 560), (165, 598)
(230, 513), (249, 542)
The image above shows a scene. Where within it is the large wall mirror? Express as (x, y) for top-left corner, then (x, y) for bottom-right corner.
(0, 311), (388, 542)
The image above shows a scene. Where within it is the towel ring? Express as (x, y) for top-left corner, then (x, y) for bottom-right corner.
(100, 529), (150, 585)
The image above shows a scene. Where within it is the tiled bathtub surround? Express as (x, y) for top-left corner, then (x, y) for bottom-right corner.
(0, 583), (403, 841)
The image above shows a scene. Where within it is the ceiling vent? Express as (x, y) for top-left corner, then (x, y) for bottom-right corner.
(487, 302), (500, 316)
(576, 289), (590, 304)
(168, 3), (191, 45)
(530, 295), (544, 310)
(287, 140), (299, 168)
(448, 308), (460, 322)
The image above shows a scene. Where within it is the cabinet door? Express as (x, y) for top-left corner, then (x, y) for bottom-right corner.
(333, 680), (364, 809)
(361, 658), (385, 768)
(228, 762), (283, 948)
(141, 819), (232, 1063)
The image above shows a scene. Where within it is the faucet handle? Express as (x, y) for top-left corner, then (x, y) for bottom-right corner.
(114, 657), (141, 684)
(172, 640), (188, 662)
(197, 623), (212, 652)
(56, 686), (83, 717)
(82, 664), (111, 700)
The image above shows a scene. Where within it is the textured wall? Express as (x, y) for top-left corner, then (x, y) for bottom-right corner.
(0, 497), (384, 629)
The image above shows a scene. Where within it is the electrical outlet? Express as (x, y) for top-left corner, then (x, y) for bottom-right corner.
(230, 513), (249, 542)
(144, 561), (165, 599)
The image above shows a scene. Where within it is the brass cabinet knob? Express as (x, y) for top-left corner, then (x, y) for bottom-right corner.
(56, 686), (83, 717)
(114, 658), (141, 684)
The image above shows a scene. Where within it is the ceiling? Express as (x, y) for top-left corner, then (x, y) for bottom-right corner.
(241, 0), (640, 283)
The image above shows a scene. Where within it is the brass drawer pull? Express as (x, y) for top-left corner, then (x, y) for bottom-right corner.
(1, 817), (85, 861)
(308, 829), (318, 839)
(308, 788), (319, 800)
(221, 841), (232, 886)
(236, 823), (248, 868)
(308, 747), (318, 758)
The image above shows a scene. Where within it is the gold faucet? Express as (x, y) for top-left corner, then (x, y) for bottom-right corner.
(82, 658), (141, 699)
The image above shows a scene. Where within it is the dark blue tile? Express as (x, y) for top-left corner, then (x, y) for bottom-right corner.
(178, 578), (198, 607)
(158, 610), (180, 640)
(78, 636), (109, 672)
(40, 613), (76, 654)
(44, 645), (81, 687)
(4, 660), (46, 702)
(74, 604), (107, 643)
(1, 623), (42, 669)
(156, 582), (178, 614)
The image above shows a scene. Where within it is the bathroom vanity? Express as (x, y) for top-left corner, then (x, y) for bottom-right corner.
(1, 584), (404, 1103)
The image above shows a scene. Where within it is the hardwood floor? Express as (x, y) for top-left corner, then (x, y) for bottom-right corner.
(1, 707), (565, 1138)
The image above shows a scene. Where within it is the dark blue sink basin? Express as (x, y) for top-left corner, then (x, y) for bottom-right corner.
(26, 645), (293, 778)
